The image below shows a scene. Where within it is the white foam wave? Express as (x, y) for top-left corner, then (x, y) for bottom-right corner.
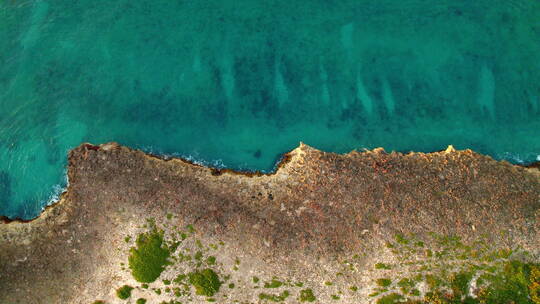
(139, 145), (228, 169)
(42, 168), (68, 211)
(498, 152), (539, 165)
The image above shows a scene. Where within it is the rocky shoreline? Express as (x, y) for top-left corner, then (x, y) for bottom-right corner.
(1, 142), (539, 303)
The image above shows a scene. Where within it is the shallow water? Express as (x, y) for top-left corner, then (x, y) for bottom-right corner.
(0, 0), (539, 219)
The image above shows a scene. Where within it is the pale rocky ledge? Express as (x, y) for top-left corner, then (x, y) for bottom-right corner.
(0, 142), (539, 304)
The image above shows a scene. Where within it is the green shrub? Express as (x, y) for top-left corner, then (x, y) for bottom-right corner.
(264, 278), (284, 288)
(377, 293), (403, 304)
(128, 228), (171, 283)
(299, 289), (316, 302)
(116, 285), (133, 300)
(188, 268), (222, 296)
(376, 278), (392, 287)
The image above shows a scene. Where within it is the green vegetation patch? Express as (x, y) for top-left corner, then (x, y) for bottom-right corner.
(206, 256), (216, 265)
(397, 278), (415, 294)
(128, 228), (171, 283)
(173, 274), (187, 284)
(394, 234), (409, 245)
(450, 271), (473, 297)
(530, 267), (540, 304)
(136, 299), (147, 304)
(476, 260), (539, 303)
(116, 285), (134, 300)
(259, 291), (290, 302)
(188, 268), (222, 297)
(375, 263), (392, 270)
(377, 293), (403, 304)
(186, 224), (196, 234)
(374, 260), (540, 303)
(299, 289), (316, 302)
(376, 278), (392, 287)
(373, 233), (540, 304)
(264, 278), (284, 288)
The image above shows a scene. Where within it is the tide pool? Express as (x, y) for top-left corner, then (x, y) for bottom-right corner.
(0, 0), (539, 219)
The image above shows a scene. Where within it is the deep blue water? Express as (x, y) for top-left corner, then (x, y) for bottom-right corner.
(1, 0), (539, 219)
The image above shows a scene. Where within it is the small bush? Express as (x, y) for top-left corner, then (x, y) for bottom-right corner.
(377, 293), (403, 304)
(188, 268), (222, 296)
(128, 228), (171, 283)
(299, 289), (316, 302)
(376, 278), (392, 287)
(264, 278), (284, 288)
(116, 285), (133, 300)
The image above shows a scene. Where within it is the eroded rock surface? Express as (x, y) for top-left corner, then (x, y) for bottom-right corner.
(0, 143), (539, 303)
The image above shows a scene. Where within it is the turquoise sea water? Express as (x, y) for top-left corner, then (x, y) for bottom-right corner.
(0, 0), (539, 219)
